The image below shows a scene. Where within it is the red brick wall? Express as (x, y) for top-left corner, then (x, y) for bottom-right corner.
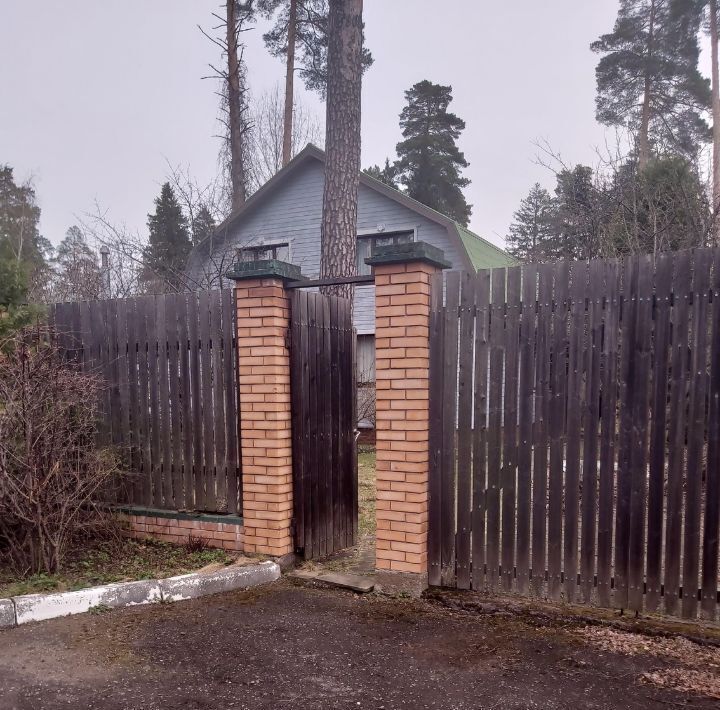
(235, 278), (294, 557)
(118, 513), (244, 552)
(374, 261), (437, 574)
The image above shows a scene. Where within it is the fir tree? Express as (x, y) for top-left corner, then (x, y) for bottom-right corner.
(364, 159), (398, 189)
(393, 80), (472, 226)
(592, 0), (710, 167)
(550, 166), (603, 260)
(506, 183), (554, 261)
(192, 205), (217, 246)
(143, 183), (192, 292)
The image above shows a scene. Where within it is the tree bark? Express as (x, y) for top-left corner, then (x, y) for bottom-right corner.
(711, 0), (720, 243)
(227, 0), (247, 210)
(282, 0), (298, 166)
(638, 0), (656, 171)
(319, 0), (363, 303)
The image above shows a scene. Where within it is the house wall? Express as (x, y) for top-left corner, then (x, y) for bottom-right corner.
(188, 158), (466, 335)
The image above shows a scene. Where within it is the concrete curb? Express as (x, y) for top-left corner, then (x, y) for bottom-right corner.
(0, 561), (280, 629)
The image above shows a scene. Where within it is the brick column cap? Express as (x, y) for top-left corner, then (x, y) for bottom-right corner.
(226, 258), (303, 283)
(365, 241), (451, 270)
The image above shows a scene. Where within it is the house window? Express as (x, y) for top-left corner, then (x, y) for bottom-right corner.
(357, 231), (414, 276)
(237, 242), (290, 263)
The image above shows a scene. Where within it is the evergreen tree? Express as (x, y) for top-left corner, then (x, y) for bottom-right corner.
(192, 205), (217, 246)
(53, 226), (102, 302)
(592, 0), (710, 167)
(550, 165), (603, 260)
(0, 166), (46, 270)
(259, 0), (373, 99)
(393, 80), (472, 226)
(506, 183), (554, 261)
(319, 0), (364, 301)
(143, 183), (192, 292)
(606, 155), (709, 253)
(364, 159), (398, 189)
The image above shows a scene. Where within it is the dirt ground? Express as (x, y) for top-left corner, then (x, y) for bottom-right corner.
(1, 579), (719, 710)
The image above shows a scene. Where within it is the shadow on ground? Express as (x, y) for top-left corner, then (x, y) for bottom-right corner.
(1, 578), (718, 709)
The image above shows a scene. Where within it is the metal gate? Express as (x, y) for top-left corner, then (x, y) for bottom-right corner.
(289, 289), (357, 559)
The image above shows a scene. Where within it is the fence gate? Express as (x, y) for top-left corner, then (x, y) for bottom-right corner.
(290, 289), (357, 560)
(50, 289), (241, 515)
(428, 248), (720, 622)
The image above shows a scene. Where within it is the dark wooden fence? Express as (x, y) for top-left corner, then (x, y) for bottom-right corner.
(50, 289), (241, 514)
(290, 289), (358, 559)
(429, 247), (720, 621)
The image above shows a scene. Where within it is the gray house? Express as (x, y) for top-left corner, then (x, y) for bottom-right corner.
(186, 144), (516, 376)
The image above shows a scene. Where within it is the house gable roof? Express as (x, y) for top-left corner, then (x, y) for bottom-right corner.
(191, 143), (516, 272)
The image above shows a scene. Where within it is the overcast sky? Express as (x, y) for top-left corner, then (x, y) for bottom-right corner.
(0, 2), (663, 250)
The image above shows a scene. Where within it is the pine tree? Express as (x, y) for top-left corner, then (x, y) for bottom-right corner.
(364, 159), (398, 189)
(393, 80), (472, 226)
(319, 0), (364, 301)
(192, 205), (217, 246)
(592, 0), (710, 168)
(143, 183), (192, 292)
(259, 0), (372, 165)
(506, 184), (554, 261)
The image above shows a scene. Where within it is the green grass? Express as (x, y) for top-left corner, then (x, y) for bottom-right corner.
(0, 538), (232, 598)
(358, 450), (376, 538)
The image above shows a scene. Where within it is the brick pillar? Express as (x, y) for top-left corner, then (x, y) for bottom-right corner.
(227, 260), (302, 557)
(367, 242), (449, 575)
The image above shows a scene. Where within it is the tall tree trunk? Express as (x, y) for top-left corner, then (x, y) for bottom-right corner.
(638, 0), (656, 170)
(711, 0), (720, 243)
(227, 0), (247, 210)
(282, 0), (298, 166)
(319, 0), (363, 302)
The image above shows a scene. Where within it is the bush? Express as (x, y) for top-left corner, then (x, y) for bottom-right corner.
(0, 328), (120, 574)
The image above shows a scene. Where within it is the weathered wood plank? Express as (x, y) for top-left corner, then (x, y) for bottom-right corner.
(646, 253), (674, 611)
(681, 250), (711, 619)
(547, 260), (569, 600)
(440, 271), (461, 586)
(564, 260), (587, 602)
(580, 259), (604, 603)
(627, 254), (653, 613)
(597, 261), (620, 607)
(501, 266), (521, 592)
(664, 249), (692, 616)
(188, 292), (204, 511)
(531, 263), (553, 597)
(456, 271), (475, 590)
(471, 269), (491, 591)
(701, 248), (720, 621)
(486, 267), (506, 592)
(221, 289), (239, 515)
(516, 264), (537, 595)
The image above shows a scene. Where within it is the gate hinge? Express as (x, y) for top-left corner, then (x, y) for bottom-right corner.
(284, 328), (291, 351)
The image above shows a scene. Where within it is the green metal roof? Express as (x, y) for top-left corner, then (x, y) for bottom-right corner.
(455, 223), (518, 270)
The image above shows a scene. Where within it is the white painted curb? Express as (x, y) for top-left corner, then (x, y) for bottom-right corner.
(0, 561), (281, 628)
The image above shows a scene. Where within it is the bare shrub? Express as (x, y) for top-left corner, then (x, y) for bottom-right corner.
(0, 328), (121, 575)
(184, 535), (210, 553)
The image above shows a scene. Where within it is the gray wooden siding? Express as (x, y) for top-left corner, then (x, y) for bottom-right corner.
(189, 157), (465, 334)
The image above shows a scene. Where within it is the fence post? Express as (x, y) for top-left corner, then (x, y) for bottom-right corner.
(367, 242), (450, 576)
(226, 259), (302, 557)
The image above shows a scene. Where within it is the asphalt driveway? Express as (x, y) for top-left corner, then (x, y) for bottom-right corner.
(0, 579), (717, 709)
